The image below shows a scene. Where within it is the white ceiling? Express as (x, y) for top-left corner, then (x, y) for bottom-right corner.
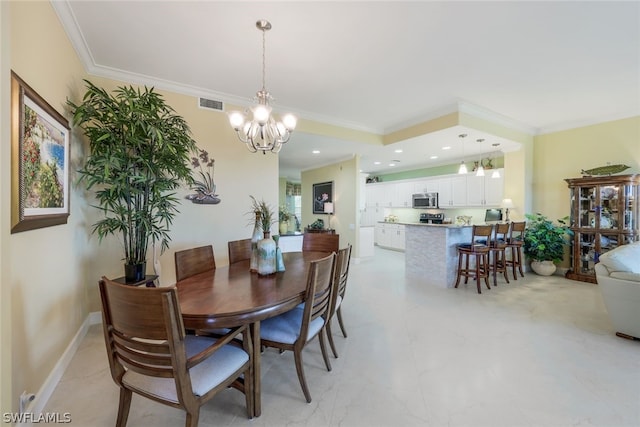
(53, 1), (639, 180)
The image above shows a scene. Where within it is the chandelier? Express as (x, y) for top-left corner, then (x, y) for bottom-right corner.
(228, 20), (297, 154)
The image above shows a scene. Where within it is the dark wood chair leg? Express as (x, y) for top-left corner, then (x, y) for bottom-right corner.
(116, 388), (132, 427)
(293, 348), (312, 403)
(475, 254), (482, 294)
(336, 307), (347, 338)
(318, 329), (332, 372)
(455, 252), (463, 288)
(326, 320), (339, 358)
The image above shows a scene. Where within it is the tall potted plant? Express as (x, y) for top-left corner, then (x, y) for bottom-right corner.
(523, 213), (573, 276)
(68, 80), (197, 282)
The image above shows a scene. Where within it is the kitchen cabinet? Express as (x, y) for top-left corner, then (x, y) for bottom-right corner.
(375, 223), (405, 251)
(466, 170), (504, 206)
(414, 178), (439, 194)
(391, 181), (414, 207)
(436, 175), (467, 207)
(565, 174), (640, 283)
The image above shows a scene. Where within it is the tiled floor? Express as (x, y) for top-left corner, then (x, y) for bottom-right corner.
(44, 247), (639, 426)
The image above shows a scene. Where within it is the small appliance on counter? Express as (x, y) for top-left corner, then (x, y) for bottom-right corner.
(412, 192), (438, 209)
(419, 213), (444, 224)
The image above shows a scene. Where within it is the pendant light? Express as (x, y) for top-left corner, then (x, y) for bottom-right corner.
(475, 138), (485, 177)
(458, 133), (468, 174)
(491, 143), (501, 178)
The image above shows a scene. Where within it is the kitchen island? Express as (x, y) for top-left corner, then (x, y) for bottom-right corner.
(402, 223), (472, 287)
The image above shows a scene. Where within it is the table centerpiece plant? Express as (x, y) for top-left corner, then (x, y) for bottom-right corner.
(523, 212), (573, 276)
(250, 196), (278, 275)
(68, 80), (197, 282)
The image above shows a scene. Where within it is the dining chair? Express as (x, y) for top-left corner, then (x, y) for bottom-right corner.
(327, 244), (352, 358)
(302, 233), (339, 253)
(505, 221), (526, 280)
(454, 225), (493, 294)
(228, 238), (252, 264)
(175, 245), (216, 282)
(175, 245), (229, 336)
(98, 277), (254, 427)
(259, 252), (336, 403)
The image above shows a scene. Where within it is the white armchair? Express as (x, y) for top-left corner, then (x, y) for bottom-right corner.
(595, 242), (640, 340)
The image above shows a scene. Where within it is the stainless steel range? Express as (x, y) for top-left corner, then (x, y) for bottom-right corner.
(419, 213), (444, 224)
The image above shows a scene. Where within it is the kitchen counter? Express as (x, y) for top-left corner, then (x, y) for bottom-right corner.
(379, 221), (472, 229)
(404, 223), (472, 287)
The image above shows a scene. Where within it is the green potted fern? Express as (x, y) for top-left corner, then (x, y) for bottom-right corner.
(68, 80), (197, 282)
(523, 213), (573, 276)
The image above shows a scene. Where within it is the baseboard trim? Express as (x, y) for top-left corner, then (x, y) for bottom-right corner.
(18, 312), (101, 425)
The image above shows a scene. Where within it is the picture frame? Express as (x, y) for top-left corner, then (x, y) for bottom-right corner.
(11, 71), (70, 233)
(312, 181), (334, 214)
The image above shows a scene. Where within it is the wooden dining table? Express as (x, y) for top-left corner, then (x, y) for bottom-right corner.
(176, 251), (330, 418)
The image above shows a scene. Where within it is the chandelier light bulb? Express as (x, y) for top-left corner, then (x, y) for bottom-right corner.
(228, 111), (246, 130)
(282, 114), (297, 131)
(252, 104), (271, 124)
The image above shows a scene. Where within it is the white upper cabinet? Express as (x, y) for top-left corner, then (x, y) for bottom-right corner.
(466, 169), (504, 206)
(363, 169), (504, 210)
(391, 181), (414, 207)
(437, 175), (467, 207)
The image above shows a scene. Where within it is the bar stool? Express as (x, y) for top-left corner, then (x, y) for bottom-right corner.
(489, 222), (510, 286)
(505, 221), (526, 280)
(454, 225), (493, 294)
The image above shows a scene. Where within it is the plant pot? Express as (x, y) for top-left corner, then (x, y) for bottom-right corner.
(125, 262), (147, 283)
(530, 260), (556, 276)
(279, 221), (288, 235)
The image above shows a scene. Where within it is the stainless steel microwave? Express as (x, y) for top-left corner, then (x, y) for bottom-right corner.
(412, 193), (438, 209)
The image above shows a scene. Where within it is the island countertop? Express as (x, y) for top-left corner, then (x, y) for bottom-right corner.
(378, 221), (473, 229)
(403, 223), (472, 288)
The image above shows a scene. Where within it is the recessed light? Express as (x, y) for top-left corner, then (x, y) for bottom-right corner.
(442, 146), (451, 150)
(374, 161), (381, 165)
(394, 149), (403, 153)
(430, 155), (438, 159)
(389, 163), (396, 167)
(312, 150), (320, 154)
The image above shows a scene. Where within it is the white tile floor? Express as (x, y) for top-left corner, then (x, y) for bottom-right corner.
(44, 247), (639, 427)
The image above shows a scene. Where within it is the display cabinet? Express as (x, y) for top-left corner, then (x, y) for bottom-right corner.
(565, 174), (640, 283)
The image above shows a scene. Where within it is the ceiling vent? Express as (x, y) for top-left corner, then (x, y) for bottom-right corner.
(198, 97), (223, 111)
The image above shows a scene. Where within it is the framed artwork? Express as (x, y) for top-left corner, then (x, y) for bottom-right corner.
(312, 181), (333, 214)
(11, 71), (70, 233)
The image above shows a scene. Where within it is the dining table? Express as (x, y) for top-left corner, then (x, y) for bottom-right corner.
(176, 250), (330, 418)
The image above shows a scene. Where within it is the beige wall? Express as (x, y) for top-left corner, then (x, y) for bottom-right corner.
(301, 157), (359, 256)
(1, 1), (12, 419)
(532, 116), (640, 223)
(2, 1), (277, 416)
(5, 1), (89, 416)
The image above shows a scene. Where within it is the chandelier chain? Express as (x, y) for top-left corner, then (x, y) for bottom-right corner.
(261, 27), (267, 92)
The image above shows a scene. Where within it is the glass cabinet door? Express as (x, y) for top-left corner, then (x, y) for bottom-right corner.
(578, 186), (596, 228)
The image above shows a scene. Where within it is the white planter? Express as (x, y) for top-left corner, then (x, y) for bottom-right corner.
(530, 260), (557, 276)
